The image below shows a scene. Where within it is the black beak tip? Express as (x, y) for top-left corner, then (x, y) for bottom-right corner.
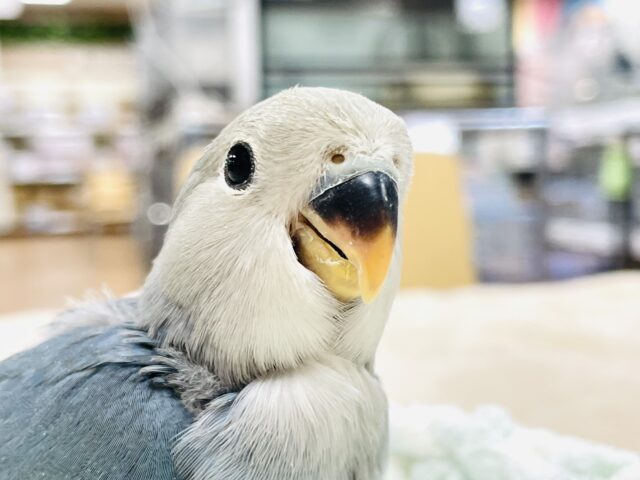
(310, 171), (398, 239)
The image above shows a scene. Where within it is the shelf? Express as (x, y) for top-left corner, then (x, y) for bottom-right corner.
(551, 99), (640, 144)
(1, 129), (139, 141)
(0, 222), (133, 240)
(545, 217), (640, 258)
(12, 179), (81, 187)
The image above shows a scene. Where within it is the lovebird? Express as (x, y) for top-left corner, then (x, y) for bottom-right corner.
(0, 87), (413, 480)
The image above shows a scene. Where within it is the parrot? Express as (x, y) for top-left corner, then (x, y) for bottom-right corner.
(0, 87), (413, 480)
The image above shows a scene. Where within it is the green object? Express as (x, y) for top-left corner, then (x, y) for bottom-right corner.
(599, 140), (633, 201)
(0, 22), (132, 44)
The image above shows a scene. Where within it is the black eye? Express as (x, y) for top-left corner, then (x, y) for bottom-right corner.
(224, 142), (255, 190)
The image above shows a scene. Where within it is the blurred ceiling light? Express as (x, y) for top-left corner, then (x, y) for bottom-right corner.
(20, 0), (72, 5)
(455, 0), (506, 33)
(0, 0), (24, 19)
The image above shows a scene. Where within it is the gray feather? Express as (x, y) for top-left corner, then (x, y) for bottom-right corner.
(138, 347), (231, 415)
(0, 318), (193, 479)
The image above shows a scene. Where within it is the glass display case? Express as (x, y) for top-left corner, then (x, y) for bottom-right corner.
(262, 0), (514, 109)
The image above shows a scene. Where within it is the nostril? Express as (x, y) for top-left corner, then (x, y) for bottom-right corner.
(331, 153), (345, 164)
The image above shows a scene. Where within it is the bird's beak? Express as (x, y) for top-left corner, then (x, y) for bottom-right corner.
(293, 171), (398, 303)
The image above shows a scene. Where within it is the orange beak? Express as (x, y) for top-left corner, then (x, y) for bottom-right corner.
(293, 171), (398, 303)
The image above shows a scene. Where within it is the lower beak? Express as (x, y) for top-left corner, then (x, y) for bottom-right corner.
(293, 171), (398, 303)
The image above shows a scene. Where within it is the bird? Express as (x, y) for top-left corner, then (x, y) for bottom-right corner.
(0, 87), (413, 480)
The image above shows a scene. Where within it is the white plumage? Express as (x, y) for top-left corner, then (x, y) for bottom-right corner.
(138, 87), (414, 478)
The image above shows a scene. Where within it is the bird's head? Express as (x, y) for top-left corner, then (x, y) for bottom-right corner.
(141, 87), (413, 385)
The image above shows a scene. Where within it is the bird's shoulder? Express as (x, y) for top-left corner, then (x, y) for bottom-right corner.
(0, 301), (196, 480)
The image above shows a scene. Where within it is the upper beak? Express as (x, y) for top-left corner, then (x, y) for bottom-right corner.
(293, 171), (398, 303)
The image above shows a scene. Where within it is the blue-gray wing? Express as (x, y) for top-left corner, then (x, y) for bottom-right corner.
(0, 321), (193, 480)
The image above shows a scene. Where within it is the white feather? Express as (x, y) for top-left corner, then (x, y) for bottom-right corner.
(174, 356), (388, 480)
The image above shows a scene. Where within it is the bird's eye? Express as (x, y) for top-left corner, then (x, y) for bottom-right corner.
(224, 142), (255, 190)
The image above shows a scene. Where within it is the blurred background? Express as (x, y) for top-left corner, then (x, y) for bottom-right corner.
(1, 0), (640, 465)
